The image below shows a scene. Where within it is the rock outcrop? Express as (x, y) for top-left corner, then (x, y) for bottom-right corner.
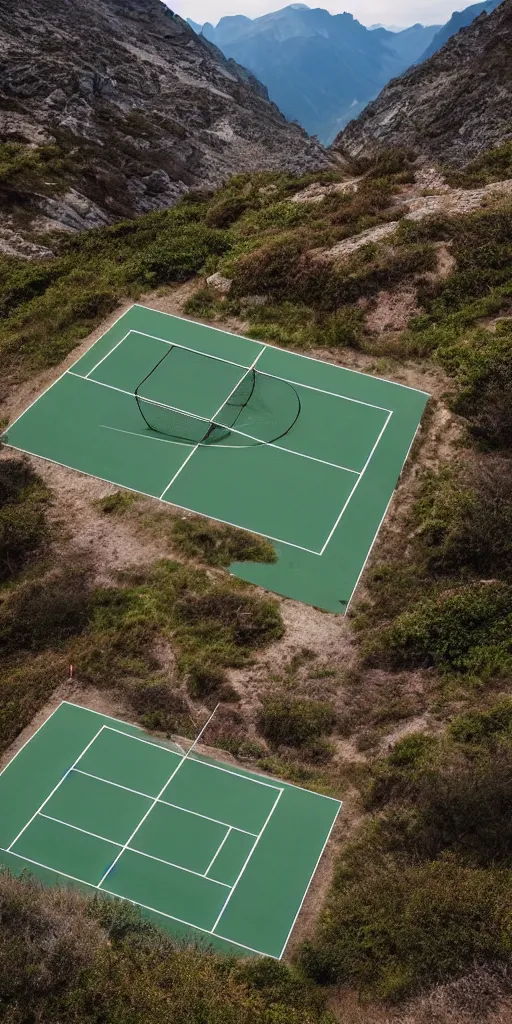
(332, 0), (512, 166)
(0, 0), (329, 246)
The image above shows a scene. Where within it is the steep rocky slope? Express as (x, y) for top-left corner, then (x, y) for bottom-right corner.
(0, 0), (328, 245)
(333, 0), (512, 165)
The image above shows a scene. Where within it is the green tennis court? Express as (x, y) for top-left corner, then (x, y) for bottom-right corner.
(2, 305), (429, 612)
(0, 702), (341, 958)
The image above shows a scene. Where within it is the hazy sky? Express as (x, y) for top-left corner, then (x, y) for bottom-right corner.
(172, 0), (464, 28)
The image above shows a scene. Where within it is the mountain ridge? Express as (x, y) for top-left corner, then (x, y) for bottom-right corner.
(0, 0), (328, 252)
(334, 0), (512, 165)
(192, 5), (439, 143)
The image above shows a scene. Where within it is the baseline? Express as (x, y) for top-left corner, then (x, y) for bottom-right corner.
(1, 847), (275, 958)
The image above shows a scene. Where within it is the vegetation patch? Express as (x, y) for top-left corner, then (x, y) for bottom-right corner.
(444, 141), (512, 188)
(364, 582), (512, 676)
(171, 516), (276, 568)
(0, 870), (333, 1024)
(0, 457), (49, 582)
(258, 696), (336, 748)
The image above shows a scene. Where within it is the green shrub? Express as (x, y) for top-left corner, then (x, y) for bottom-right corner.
(173, 582), (283, 668)
(0, 870), (333, 1024)
(0, 565), (93, 654)
(171, 517), (276, 568)
(94, 491), (137, 515)
(183, 286), (221, 318)
(139, 224), (230, 285)
(370, 744), (512, 867)
(365, 583), (512, 675)
(186, 660), (227, 698)
(205, 196), (249, 228)
(0, 457), (49, 581)
(322, 306), (366, 348)
(258, 696), (336, 747)
(445, 141), (512, 187)
(301, 853), (512, 999)
(0, 652), (68, 753)
(450, 330), (512, 450)
(450, 698), (512, 744)
(414, 460), (512, 579)
(128, 682), (192, 734)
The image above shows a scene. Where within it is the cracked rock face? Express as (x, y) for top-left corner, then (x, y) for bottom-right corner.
(0, 0), (329, 248)
(332, 0), (512, 166)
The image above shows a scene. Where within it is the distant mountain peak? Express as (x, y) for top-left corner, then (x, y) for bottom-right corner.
(334, 0), (512, 165)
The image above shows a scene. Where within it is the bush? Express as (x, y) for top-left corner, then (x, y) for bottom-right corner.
(451, 330), (512, 450)
(301, 854), (512, 999)
(173, 583), (284, 665)
(0, 870), (333, 1024)
(445, 141), (512, 187)
(0, 564), (93, 654)
(415, 459), (512, 579)
(258, 696), (336, 747)
(172, 517), (276, 568)
(128, 682), (192, 733)
(365, 583), (512, 675)
(94, 491), (136, 515)
(186, 660), (227, 698)
(0, 457), (48, 581)
(139, 224), (230, 285)
(450, 698), (512, 744)
(0, 652), (68, 753)
(205, 196), (250, 228)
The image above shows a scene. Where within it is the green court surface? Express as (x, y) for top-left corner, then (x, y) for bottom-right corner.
(2, 305), (429, 612)
(0, 702), (341, 958)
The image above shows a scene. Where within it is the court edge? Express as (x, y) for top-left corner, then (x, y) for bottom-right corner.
(0, 700), (343, 959)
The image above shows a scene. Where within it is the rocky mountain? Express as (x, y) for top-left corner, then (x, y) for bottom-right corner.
(334, 0), (512, 166)
(0, 0), (328, 248)
(419, 0), (501, 60)
(190, 6), (439, 144)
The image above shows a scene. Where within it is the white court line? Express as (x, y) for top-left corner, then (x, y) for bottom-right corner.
(73, 767), (258, 836)
(158, 346), (267, 501)
(205, 827), (232, 877)
(344, 413), (426, 613)
(1, 848), (275, 959)
(85, 329), (250, 382)
(159, 444), (199, 500)
(278, 800), (343, 958)
(96, 706), (219, 888)
(6, 727), (106, 852)
(128, 329), (251, 370)
(135, 305), (431, 396)
(127, 846), (231, 887)
(318, 409), (393, 556)
(39, 813), (122, 846)
(211, 788), (283, 934)
(90, 327), (392, 413)
(102, 425), (192, 447)
(0, 703), (63, 778)
(2, 305), (132, 436)
(102, 421), (360, 475)
(37, 810), (231, 888)
(63, 699), (343, 802)
(73, 768), (159, 800)
(85, 331), (132, 379)
(252, 367), (391, 413)
(1, 442), (322, 556)
(106, 724), (283, 792)
(101, 724), (183, 755)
